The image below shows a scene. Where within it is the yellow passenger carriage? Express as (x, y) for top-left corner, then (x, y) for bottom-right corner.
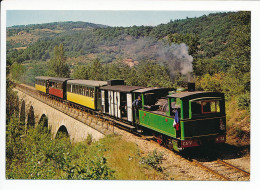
(66, 80), (108, 110)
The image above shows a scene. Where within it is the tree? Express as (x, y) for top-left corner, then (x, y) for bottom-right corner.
(48, 44), (70, 77)
(168, 33), (199, 56)
(10, 63), (25, 82)
(89, 58), (104, 80)
(73, 64), (90, 79)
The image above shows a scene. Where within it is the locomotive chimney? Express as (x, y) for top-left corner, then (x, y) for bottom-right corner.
(188, 82), (195, 92)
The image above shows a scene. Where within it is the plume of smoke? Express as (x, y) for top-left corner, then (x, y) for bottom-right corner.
(117, 36), (193, 81)
(158, 43), (193, 80)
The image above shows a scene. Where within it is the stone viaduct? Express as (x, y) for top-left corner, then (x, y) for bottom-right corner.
(15, 86), (115, 144)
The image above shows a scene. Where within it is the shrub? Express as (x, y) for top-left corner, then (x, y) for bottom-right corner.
(86, 134), (93, 145)
(237, 92), (250, 111)
(141, 150), (164, 172)
(235, 127), (245, 139)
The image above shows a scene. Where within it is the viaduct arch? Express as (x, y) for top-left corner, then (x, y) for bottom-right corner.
(16, 89), (106, 144)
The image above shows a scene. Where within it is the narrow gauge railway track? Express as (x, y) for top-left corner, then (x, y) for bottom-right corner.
(191, 159), (250, 181)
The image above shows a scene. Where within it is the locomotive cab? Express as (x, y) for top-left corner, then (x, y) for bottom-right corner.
(167, 91), (226, 150)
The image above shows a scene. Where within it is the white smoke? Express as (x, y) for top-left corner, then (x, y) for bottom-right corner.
(118, 36), (194, 80)
(158, 43), (193, 77)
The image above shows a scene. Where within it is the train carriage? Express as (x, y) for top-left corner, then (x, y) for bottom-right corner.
(66, 80), (108, 110)
(48, 77), (71, 99)
(100, 84), (144, 122)
(35, 76), (50, 94)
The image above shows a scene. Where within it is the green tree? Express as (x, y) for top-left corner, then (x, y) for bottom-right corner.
(73, 64), (90, 79)
(6, 79), (19, 122)
(48, 44), (70, 77)
(89, 58), (104, 80)
(134, 61), (173, 88)
(168, 33), (199, 55)
(10, 63), (25, 82)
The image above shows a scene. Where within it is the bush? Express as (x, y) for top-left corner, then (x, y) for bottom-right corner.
(86, 134), (93, 145)
(141, 150), (164, 172)
(237, 92), (250, 111)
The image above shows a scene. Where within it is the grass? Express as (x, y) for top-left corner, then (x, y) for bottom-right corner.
(92, 134), (166, 180)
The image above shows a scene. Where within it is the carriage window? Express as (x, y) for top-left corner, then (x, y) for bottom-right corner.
(90, 88), (92, 97)
(86, 87), (88, 96)
(80, 85), (83, 95)
(59, 83), (62, 89)
(191, 99), (221, 115)
(202, 100), (220, 114)
(91, 89), (93, 98)
(37, 79), (45, 86)
(76, 85), (79, 94)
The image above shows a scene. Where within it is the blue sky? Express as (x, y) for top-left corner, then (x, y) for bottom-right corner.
(6, 10), (220, 27)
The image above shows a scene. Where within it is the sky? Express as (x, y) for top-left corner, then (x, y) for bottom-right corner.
(6, 10), (220, 27)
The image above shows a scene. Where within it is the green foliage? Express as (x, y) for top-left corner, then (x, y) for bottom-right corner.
(6, 79), (19, 122)
(72, 60), (174, 88)
(48, 44), (70, 77)
(196, 73), (245, 100)
(23, 62), (49, 85)
(6, 116), (114, 179)
(89, 58), (104, 80)
(196, 73), (223, 92)
(141, 150), (164, 172)
(10, 63), (25, 81)
(237, 92), (250, 111)
(73, 64), (90, 79)
(168, 33), (199, 55)
(132, 61), (174, 87)
(67, 155), (113, 180)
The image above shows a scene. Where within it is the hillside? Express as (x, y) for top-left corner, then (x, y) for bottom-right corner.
(7, 21), (109, 50)
(7, 12), (249, 65)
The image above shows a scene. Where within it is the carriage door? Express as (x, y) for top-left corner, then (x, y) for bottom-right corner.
(127, 93), (133, 122)
(114, 91), (121, 118)
(101, 90), (105, 113)
(46, 80), (49, 94)
(109, 91), (114, 116)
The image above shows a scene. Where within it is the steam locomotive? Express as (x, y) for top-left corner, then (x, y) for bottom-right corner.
(35, 76), (226, 151)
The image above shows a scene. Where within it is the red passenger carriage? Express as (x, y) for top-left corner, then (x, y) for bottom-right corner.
(48, 77), (71, 99)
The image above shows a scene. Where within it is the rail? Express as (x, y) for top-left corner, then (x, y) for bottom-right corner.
(191, 159), (250, 181)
